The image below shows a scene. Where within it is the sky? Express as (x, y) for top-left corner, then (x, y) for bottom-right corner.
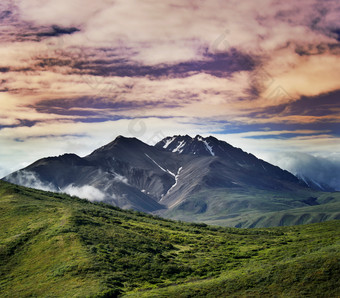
(0, 0), (339, 189)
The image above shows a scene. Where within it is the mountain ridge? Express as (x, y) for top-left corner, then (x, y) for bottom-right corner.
(3, 134), (339, 227)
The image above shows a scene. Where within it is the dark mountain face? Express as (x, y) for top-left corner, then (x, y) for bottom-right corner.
(84, 136), (194, 201)
(296, 174), (335, 192)
(3, 134), (335, 227)
(4, 136), (192, 212)
(156, 135), (303, 186)
(156, 134), (253, 158)
(156, 135), (334, 192)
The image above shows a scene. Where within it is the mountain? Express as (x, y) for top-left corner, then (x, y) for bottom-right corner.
(297, 174), (335, 192)
(156, 135), (305, 192)
(5, 136), (174, 212)
(156, 135), (335, 192)
(3, 135), (340, 227)
(1, 180), (340, 297)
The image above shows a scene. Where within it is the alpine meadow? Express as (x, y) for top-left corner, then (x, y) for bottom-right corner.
(0, 181), (339, 297)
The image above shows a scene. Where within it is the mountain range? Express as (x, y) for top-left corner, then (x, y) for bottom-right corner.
(3, 135), (340, 227)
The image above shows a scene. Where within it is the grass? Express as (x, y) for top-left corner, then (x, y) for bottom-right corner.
(0, 183), (101, 297)
(0, 180), (339, 297)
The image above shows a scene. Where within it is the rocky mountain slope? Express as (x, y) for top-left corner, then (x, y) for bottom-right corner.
(3, 135), (339, 227)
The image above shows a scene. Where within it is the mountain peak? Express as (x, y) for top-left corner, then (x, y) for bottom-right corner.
(85, 135), (150, 162)
(5, 133), (336, 228)
(103, 135), (142, 146)
(114, 135), (138, 142)
(155, 135), (219, 156)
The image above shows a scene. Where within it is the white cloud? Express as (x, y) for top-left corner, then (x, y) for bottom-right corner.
(62, 184), (106, 201)
(266, 152), (340, 191)
(1, 0), (339, 186)
(0, 117), (217, 176)
(4, 170), (57, 192)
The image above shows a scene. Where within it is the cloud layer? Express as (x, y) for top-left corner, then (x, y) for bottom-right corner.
(62, 184), (106, 201)
(267, 153), (340, 191)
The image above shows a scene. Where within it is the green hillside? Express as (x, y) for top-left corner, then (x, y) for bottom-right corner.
(0, 180), (339, 297)
(161, 188), (340, 228)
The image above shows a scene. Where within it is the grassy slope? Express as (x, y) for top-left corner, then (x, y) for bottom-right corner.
(0, 182), (101, 296)
(0, 180), (339, 297)
(162, 188), (340, 228)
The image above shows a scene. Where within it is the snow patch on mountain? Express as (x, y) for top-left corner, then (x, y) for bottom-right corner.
(172, 140), (186, 153)
(113, 173), (129, 184)
(163, 137), (175, 149)
(145, 153), (167, 172)
(165, 167), (182, 196)
(203, 140), (215, 156)
(166, 169), (176, 177)
(145, 153), (175, 177)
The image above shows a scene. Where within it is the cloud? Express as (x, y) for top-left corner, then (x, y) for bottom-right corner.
(18, 0), (100, 27)
(0, 165), (10, 179)
(215, 132), (340, 168)
(0, 114), (232, 180)
(262, 51), (340, 103)
(0, 0), (339, 182)
(229, 129), (331, 139)
(3, 170), (57, 192)
(2, 0), (340, 119)
(245, 89), (340, 121)
(62, 184), (106, 201)
(30, 97), (181, 117)
(36, 25), (80, 37)
(267, 152), (340, 191)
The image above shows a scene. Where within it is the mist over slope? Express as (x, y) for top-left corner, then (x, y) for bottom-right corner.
(267, 152), (340, 191)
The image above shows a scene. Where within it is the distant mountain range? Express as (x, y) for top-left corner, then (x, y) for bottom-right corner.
(3, 135), (339, 227)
